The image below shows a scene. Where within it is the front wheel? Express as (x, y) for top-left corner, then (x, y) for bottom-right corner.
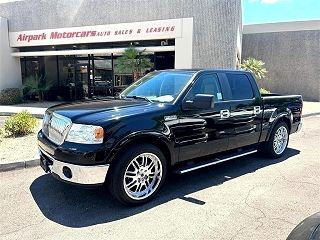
(107, 144), (167, 205)
(262, 122), (289, 158)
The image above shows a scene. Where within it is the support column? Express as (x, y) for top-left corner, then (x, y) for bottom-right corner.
(0, 17), (22, 91)
(174, 18), (193, 69)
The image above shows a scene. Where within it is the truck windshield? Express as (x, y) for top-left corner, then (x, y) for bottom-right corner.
(120, 71), (195, 103)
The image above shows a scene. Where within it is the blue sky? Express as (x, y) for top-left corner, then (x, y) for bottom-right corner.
(243, 0), (320, 24)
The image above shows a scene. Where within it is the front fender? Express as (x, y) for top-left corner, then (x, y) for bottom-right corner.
(105, 130), (177, 165)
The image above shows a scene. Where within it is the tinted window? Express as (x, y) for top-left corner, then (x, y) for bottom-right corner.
(226, 73), (254, 100)
(185, 73), (223, 102)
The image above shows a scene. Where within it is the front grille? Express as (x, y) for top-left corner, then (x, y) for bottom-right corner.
(42, 112), (72, 145)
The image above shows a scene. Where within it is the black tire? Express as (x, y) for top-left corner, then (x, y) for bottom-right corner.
(107, 144), (167, 206)
(262, 122), (289, 158)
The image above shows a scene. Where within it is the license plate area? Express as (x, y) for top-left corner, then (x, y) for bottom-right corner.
(40, 154), (53, 173)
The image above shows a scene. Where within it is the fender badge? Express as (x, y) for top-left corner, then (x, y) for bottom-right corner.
(164, 115), (177, 121)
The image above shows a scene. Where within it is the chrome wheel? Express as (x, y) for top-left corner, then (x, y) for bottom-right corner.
(123, 153), (163, 200)
(273, 126), (288, 155)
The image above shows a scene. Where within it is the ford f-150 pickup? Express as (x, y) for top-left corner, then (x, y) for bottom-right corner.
(38, 69), (303, 205)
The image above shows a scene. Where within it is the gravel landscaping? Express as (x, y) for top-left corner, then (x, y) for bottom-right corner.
(0, 118), (41, 164)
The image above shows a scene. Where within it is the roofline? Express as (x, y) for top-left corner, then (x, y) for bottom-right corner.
(157, 68), (243, 72)
(243, 20), (320, 34)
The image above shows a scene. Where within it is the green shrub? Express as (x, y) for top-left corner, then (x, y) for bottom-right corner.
(0, 88), (22, 105)
(4, 111), (37, 137)
(260, 88), (271, 94)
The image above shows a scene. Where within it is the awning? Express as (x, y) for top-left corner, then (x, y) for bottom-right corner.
(11, 46), (175, 57)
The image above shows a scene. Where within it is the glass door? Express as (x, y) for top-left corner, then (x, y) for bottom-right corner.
(90, 55), (114, 97)
(57, 55), (88, 100)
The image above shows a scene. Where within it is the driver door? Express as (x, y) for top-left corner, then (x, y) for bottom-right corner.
(178, 72), (230, 162)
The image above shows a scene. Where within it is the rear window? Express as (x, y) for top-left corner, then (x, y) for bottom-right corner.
(226, 73), (254, 100)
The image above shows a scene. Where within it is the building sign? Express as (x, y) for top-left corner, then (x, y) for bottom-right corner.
(9, 18), (182, 47)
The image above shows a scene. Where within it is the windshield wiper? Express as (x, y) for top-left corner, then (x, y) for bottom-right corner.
(124, 96), (153, 103)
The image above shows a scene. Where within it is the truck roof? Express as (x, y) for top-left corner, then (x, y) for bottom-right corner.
(157, 69), (250, 74)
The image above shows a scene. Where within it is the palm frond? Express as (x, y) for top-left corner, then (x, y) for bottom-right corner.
(114, 47), (153, 76)
(241, 57), (268, 80)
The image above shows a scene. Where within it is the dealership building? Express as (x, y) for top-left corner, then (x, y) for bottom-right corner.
(0, 0), (319, 101)
(0, 0), (242, 101)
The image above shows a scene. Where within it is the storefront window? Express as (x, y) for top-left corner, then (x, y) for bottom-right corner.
(20, 57), (46, 100)
(19, 41), (174, 101)
(21, 57), (44, 81)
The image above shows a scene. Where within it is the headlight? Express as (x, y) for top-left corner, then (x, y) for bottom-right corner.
(65, 124), (104, 144)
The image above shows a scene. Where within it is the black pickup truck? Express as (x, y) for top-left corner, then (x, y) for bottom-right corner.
(38, 69), (303, 205)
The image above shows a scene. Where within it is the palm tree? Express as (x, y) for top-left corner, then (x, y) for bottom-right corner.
(115, 47), (153, 81)
(241, 57), (270, 94)
(241, 57), (268, 80)
(23, 74), (52, 101)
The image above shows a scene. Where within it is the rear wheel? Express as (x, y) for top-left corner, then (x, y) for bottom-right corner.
(107, 144), (167, 205)
(262, 122), (289, 158)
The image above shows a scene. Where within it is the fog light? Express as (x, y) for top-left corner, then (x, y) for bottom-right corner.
(62, 166), (72, 179)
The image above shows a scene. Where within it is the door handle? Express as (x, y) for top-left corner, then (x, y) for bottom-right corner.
(253, 106), (261, 115)
(220, 109), (231, 119)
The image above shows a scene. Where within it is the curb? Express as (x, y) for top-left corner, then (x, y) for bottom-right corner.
(302, 112), (320, 118)
(0, 158), (39, 172)
(0, 112), (44, 119)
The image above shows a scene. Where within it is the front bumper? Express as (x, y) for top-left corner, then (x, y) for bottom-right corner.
(39, 148), (109, 185)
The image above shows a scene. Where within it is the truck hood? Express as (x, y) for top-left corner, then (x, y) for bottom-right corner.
(48, 99), (168, 125)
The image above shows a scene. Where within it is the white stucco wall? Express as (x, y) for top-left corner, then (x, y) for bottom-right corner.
(0, 17), (22, 91)
(243, 21), (320, 101)
(175, 18), (193, 69)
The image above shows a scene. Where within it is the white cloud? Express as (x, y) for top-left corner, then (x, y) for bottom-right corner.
(249, 0), (289, 4)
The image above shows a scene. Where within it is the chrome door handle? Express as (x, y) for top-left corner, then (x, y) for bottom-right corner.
(220, 109), (231, 119)
(253, 106), (261, 114)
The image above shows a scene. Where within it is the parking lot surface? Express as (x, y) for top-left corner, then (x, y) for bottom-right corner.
(0, 116), (319, 240)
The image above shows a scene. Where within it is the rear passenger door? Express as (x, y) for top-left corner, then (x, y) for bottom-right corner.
(223, 72), (263, 150)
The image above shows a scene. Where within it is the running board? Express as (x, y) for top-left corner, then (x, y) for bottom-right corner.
(174, 149), (258, 174)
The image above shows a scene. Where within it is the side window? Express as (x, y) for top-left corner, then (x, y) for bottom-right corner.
(185, 74), (223, 102)
(226, 73), (254, 100)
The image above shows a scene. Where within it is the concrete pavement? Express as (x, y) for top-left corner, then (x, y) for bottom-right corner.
(0, 115), (319, 240)
(0, 101), (63, 118)
(302, 101), (320, 117)
(0, 105), (46, 118)
(0, 101), (61, 118)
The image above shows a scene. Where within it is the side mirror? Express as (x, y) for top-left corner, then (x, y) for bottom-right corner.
(183, 94), (215, 110)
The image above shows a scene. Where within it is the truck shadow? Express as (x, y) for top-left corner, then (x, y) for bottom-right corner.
(30, 148), (299, 228)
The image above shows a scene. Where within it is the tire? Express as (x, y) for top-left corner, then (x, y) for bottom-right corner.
(262, 122), (289, 158)
(107, 144), (167, 206)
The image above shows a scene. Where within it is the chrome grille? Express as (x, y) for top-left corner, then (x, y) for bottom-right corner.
(42, 112), (72, 145)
